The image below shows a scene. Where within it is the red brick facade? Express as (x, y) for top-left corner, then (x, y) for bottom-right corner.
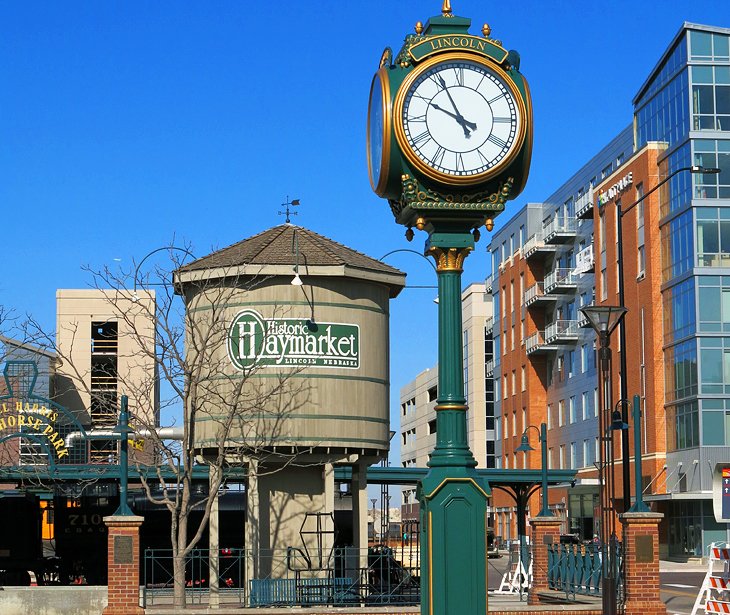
(527, 516), (563, 605)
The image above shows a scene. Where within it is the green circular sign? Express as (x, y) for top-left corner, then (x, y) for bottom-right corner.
(228, 309), (267, 371)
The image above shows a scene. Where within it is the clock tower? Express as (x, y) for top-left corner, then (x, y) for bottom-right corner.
(368, 4), (533, 615)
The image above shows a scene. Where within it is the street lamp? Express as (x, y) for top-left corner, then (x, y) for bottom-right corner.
(132, 246), (196, 300)
(112, 395), (135, 516)
(615, 165), (720, 511)
(581, 304), (626, 615)
(515, 423), (552, 519)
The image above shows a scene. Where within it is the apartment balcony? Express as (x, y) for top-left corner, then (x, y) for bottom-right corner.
(575, 244), (595, 274)
(523, 232), (558, 261)
(544, 268), (578, 294)
(485, 315), (495, 334)
(485, 359), (495, 377)
(525, 331), (558, 355)
(543, 217), (578, 244)
(524, 282), (558, 307)
(544, 320), (581, 344)
(485, 271), (495, 293)
(91, 338), (118, 354)
(575, 188), (595, 220)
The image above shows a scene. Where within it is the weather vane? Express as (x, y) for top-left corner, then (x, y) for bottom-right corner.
(279, 196), (300, 223)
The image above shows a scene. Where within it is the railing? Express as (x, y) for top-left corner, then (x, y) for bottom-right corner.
(525, 331), (546, 354)
(543, 217), (577, 242)
(91, 338), (118, 354)
(524, 282), (545, 305)
(143, 546), (420, 607)
(523, 232), (545, 257)
(485, 272), (495, 293)
(546, 541), (622, 598)
(485, 316), (494, 334)
(485, 359), (494, 376)
(575, 188), (594, 219)
(544, 268), (576, 293)
(544, 320), (580, 343)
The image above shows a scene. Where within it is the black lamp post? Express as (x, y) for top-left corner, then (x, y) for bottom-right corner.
(515, 423), (552, 518)
(580, 304), (626, 615)
(614, 165), (720, 511)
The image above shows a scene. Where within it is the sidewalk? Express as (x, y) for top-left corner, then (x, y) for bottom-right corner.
(659, 559), (708, 573)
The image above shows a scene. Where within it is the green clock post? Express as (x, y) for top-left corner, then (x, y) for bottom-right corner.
(367, 3), (532, 613)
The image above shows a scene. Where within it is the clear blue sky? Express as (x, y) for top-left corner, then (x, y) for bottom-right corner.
(1, 1), (728, 483)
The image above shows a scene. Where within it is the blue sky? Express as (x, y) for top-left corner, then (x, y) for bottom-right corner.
(1, 1), (729, 479)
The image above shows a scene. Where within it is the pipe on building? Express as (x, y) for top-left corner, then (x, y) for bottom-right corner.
(65, 426), (184, 448)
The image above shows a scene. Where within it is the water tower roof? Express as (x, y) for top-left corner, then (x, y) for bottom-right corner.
(176, 225), (406, 296)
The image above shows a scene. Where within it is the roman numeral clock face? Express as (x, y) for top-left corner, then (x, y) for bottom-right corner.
(397, 57), (525, 185)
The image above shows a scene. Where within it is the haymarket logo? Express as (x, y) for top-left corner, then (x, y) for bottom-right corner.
(227, 309), (360, 371)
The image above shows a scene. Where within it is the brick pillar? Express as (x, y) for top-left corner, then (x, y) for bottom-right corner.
(104, 515), (145, 615)
(527, 516), (562, 606)
(620, 512), (666, 615)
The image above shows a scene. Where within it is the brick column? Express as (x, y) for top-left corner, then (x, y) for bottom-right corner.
(527, 516), (562, 606)
(620, 512), (666, 615)
(104, 515), (145, 615)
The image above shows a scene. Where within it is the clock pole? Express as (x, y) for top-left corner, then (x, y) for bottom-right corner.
(418, 223), (489, 615)
(367, 4), (532, 613)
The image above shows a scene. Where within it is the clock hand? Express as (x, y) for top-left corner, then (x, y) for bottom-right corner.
(431, 103), (478, 136)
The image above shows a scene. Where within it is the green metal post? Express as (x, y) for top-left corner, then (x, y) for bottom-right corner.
(628, 394), (649, 513)
(418, 228), (489, 615)
(114, 395), (134, 516)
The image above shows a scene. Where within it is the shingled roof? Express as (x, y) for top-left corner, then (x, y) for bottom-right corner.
(178, 224), (403, 276)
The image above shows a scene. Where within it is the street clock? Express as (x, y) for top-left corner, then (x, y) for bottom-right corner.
(367, 4), (532, 232)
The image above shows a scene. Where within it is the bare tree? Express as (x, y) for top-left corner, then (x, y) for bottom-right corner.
(20, 246), (311, 607)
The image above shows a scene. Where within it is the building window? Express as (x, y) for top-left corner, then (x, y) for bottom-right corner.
(547, 403), (553, 429)
(569, 396), (577, 424)
(558, 399), (565, 427)
(698, 276), (730, 332)
(559, 445), (565, 469)
(690, 30), (730, 61)
(583, 439), (593, 468)
(521, 366), (526, 392)
(697, 206), (730, 266)
(662, 278), (696, 344)
(694, 140), (730, 199)
(511, 370), (516, 397)
(594, 388), (599, 417)
(582, 391), (590, 421)
(570, 442), (577, 469)
(503, 375), (508, 399)
(665, 339), (698, 402)
(666, 400), (699, 450)
(661, 209), (694, 282)
(636, 183), (646, 277)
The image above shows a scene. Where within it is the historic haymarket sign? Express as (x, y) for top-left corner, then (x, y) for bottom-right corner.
(0, 401), (69, 458)
(228, 309), (360, 371)
(598, 171), (633, 206)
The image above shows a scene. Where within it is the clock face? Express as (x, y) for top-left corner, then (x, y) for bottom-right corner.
(367, 68), (391, 195)
(398, 57), (524, 183)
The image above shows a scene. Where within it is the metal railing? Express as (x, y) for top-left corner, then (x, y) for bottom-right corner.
(485, 359), (494, 376)
(544, 268), (576, 293)
(523, 232), (545, 257)
(525, 331), (546, 354)
(485, 272), (495, 293)
(544, 320), (580, 344)
(524, 282), (545, 305)
(543, 217), (577, 242)
(575, 189), (594, 219)
(143, 546), (420, 607)
(546, 541), (622, 599)
(485, 316), (494, 334)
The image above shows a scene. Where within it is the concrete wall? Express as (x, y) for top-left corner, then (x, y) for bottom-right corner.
(0, 587), (107, 615)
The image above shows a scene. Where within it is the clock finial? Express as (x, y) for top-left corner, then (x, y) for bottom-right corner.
(441, 0), (452, 17)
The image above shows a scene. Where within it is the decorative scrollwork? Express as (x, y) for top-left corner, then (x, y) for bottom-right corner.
(426, 246), (473, 272)
(399, 174), (514, 210)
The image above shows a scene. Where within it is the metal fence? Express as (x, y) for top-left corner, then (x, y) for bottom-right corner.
(143, 545), (419, 607)
(546, 541), (623, 599)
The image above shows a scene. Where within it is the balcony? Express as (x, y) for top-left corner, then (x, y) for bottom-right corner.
(485, 272), (495, 293)
(544, 268), (578, 294)
(525, 331), (558, 355)
(524, 282), (558, 307)
(575, 244), (595, 274)
(523, 232), (557, 260)
(575, 187), (594, 220)
(544, 320), (581, 344)
(485, 316), (494, 334)
(543, 216), (577, 244)
(485, 359), (495, 377)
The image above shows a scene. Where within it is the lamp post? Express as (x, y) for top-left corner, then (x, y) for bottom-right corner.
(132, 245), (196, 299)
(516, 423), (552, 518)
(614, 165), (720, 511)
(112, 395), (134, 516)
(515, 422), (552, 599)
(580, 305), (626, 615)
